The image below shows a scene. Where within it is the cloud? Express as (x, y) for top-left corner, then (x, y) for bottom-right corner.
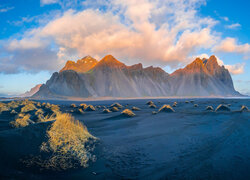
(0, 47), (60, 74)
(0, 6), (14, 13)
(224, 63), (245, 75)
(1, 0), (248, 74)
(40, 0), (83, 8)
(213, 38), (250, 59)
(195, 53), (245, 75)
(5, 0), (219, 72)
(40, 0), (59, 5)
(222, 16), (229, 21)
(225, 23), (241, 30)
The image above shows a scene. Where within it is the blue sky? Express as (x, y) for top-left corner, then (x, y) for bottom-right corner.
(0, 0), (249, 95)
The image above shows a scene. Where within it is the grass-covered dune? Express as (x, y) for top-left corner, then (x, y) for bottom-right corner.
(0, 100), (97, 177)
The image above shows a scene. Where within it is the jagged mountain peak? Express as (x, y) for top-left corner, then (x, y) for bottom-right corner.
(94, 55), (126, 69)
(177, 57), (209, 74)
(78, 55), (97, 62)
(60, 56), (97, 73)
(128, 63), (143, 70)
(204, 55), (220, 74)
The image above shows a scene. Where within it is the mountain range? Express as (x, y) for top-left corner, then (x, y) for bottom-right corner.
(20, 84), (42, 97)
(33, 55), (241, 99)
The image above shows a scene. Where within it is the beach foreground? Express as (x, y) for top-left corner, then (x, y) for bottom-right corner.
(0, 98), (250, 179)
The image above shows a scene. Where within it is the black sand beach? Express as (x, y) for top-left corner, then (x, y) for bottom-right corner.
(0, 98), (250, 179)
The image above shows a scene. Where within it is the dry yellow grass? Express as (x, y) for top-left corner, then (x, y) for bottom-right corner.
(206, 106), (214, 111)
(240, 105), (249, 112)
(121, 109), (135, 117)
(215, 104), (231, 112)
(0, 103), (10, 113)
(149, 104), (156, 108)
(10, 110), (17, 114)
(103, 109), (111, 113)
(36, 102), (41, 107)
(110, 103), (123, 109)
(50, 104), (60, 113)
(73, 108), (85, 114)
(10, 113), (34, 128)
(7, 101), (19, 109)
(44, 103), (51, 109)
(110, 106), (119, 112)
(158, 104), (175, 113)
(70, 104), (77, 108)
(21, 103), (37, 113)
(39, 113), (96, 169)
(85, 105), (95, 111)
(80, 103), (88, 110)
(146, 101), (154, 105)
(35, 108), (44, 115)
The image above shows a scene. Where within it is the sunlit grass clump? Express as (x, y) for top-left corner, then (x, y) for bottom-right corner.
(215, 104), (231, 112)
(103, 109), (111, 113)
(10, 113), (34, 128)
(121, 109), (135, 117)
(21, 103), (37, 113)
(72, 108), (85, 114)
(39, 113), (97, 170)
(110, 103), (123, 109)
(146, 101), (154, 105)
(149, 104), (156, 108)
(85, 105), (95, 111)
(240, 105), (249, 112)
(158, 104), (175, 113)
(0, 102), (10, 113)
(70, 104), (77, 108)
(80, 103), (88, 110)
(110, 106), (119, 112)
(9, 100), (61, 128)
(206, 106), (214, 111)
(172, 102), (177, 107)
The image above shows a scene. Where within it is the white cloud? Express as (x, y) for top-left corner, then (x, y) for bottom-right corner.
(213, 38), (250, 59)
(1, 0), (248, 74)
(225, 23), (241, 30)
(222, 16), (229, 21)
(224, 63), (245, 75)
(0, 6), (14, 13)
(6, 0), (219, 70)
(40, 0), (59, 5)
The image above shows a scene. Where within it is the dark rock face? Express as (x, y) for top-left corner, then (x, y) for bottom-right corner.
(33, 55), (241, 98)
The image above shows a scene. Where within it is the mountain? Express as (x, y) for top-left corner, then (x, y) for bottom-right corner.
(33, 55), (241, 99)
(170, 55), (240, 96)
(60, 56), (97, 73)
(20, 84), (42, 97)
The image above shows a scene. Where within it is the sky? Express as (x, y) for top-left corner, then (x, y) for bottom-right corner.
(0, 0), (250, 95)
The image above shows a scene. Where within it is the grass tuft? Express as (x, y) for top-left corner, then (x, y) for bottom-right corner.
(121, 109), (135, 117)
